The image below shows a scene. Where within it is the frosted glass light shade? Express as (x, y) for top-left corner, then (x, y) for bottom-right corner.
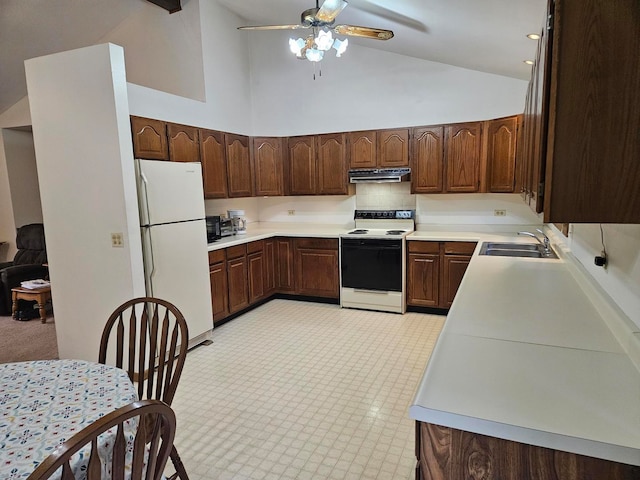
(333, 38), (348, 57)
(289, 38), (305, 56)
(315, 30), (334, 51)
(305, 48), (324, 62)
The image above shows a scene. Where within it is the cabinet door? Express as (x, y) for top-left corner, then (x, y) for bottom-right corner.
(317, 133), (348, 195)
(253, 137), (284, 196)
(411, 126), (444, 193)
(486, 116), (518, 193)
(225, 134), (253, 198)
(288, 136), (316, 195)
(130, 116), (168, 160)
(445, 123), (482, 192)
(275, 237), (295, 292)
(407, 242), (441, 307)
(294, 238), (339, 298)
(264, 239), (276, 295)
(248, 251), (265, 304)
(209, 261), (229, 322)
(378, 129), (409, 168)
(227, 255), (249, 314)
(200, 129), (228, 199)
(167, 123), (200, 162)
(441, 254), (471, 308)
(348, 131), (377, 169)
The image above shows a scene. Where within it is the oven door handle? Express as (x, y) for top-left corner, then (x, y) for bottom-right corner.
(342, 244), (401, 251)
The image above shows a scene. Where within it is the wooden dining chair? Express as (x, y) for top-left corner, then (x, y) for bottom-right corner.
(27, 399), (176, 480)
(99, 297), (190, 480)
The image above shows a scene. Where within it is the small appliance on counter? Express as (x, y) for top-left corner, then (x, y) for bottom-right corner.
(205, 215), (222, 243)
(220, 217), (235, 237)
(227, 209), (247, 235)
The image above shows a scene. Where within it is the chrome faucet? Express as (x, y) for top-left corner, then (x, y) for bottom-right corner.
(518, 229), (552, 254)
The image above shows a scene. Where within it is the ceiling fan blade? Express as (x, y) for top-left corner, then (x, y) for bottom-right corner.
(316, 0), (348, 23)
(238, 24), (309, 31)
(333, 24), (394, 40)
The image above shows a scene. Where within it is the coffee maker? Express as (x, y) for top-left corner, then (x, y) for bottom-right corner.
(227, 209), (247, 235)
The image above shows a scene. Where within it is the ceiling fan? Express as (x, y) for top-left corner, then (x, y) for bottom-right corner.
(238, 0), (394, 62)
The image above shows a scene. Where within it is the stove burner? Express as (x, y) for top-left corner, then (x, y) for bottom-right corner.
(349, 229), (369, 234)
(386, 230), (406, 235)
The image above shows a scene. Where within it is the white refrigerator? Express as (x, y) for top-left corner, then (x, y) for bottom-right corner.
(135, 159), (213, 348)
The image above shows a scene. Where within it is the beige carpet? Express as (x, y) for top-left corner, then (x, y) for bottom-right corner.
(0, 313), (59, 363)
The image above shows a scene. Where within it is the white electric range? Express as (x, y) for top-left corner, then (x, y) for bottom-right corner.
(340, 209), (415, 314)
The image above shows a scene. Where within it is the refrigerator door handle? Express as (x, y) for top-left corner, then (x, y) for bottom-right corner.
(142, 226), (156, 297)
(140, 170), (151, 226)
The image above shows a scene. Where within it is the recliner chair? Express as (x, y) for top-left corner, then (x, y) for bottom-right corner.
(0, 223), (48, 315)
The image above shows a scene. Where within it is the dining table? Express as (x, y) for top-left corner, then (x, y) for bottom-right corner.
(0, 359), (138, 479)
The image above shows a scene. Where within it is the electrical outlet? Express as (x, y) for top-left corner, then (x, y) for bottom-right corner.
(111, 233), (124, 248)
(494, 209), (507, 217)
(288, 210), (295, 216)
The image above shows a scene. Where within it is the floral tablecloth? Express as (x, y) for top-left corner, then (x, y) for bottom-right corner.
(0, 359), (138, 479)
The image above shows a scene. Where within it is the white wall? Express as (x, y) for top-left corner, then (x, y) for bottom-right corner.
(3, 129), (43, 230)
(25, 44), (145, 360)
(248, 32), (529, 136)
(102, 0), (205, 102)
(126, 0), (253, 134)
(555, 224), (640, 330)
(416, 193), (542, 226)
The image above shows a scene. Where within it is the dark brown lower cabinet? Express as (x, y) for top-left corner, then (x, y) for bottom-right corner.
(264, 239), (276, 295)
(247, 241), (265, 304)
(208, 250), (229, 322)
(407, 241), (476, 309)
(416, 422), (640, 480)
(294, 238), (339, 298)
(226, 245), (248, 314)
(275, 237), (295, 293)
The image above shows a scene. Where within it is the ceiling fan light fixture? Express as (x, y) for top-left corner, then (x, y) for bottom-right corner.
(306, 47), (324, 62)
(289, 38), (305, 56)
(333, 37), (348, 57)
(316, 29), (335, 51)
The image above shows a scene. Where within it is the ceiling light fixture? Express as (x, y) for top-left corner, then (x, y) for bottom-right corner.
(289, 28), (349, 63)
(524, 60), (535, 65)
(527, 33), (541, 40)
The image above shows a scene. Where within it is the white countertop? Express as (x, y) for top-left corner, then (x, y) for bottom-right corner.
(407, 228), (640, 466)
(207, 222), (348, 250)
(207, 221), (640, 465)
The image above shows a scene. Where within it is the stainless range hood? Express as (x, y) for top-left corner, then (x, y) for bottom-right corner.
(348, 167), (411, 184)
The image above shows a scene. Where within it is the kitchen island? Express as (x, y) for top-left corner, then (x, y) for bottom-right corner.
(408, 227), (640, 478)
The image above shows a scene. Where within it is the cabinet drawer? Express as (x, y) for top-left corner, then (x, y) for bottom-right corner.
(408, 241), (440, 254)
(208, 249), (225, 264)
(443, 242), (477, 255)
(295, 238), (338, 250)
(226, 244), (247, 259)
(247, 240), (264, 254)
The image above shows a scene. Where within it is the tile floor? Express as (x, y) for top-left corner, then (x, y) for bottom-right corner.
(169, 299), (445, 480)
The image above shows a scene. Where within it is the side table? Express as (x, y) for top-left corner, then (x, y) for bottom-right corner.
(11, 286), (52, 323)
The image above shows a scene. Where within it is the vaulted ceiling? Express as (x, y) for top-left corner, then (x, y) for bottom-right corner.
(0, 0), (546, 116)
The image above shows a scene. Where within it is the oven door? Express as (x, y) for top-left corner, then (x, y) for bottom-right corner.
(341, 238), (403, 292)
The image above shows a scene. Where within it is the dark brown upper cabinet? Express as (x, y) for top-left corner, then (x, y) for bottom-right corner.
(225, 133), (252, 198)
(199, 129), (228, 199)
(287, 135), (317, 195)
(541, 0), (640, 223)
(445, 122), (482, 193)
(252, 137), (284, 197)
(378, 129), (409, 168)
(485, 115), (519, 193)
(411, 126), (445, 193)
(167, 123), (200, 162)
(131, 116), (168, 160)
(316, 133), (349, 195)
(348, 131), (377, 169)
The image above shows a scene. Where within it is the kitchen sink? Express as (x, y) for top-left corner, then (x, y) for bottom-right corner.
(479, 242), (558, 259)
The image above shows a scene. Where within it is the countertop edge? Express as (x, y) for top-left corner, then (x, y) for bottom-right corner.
(408, 405), (640, 467)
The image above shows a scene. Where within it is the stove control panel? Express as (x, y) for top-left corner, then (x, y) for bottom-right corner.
(354, 209), (415, 220)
